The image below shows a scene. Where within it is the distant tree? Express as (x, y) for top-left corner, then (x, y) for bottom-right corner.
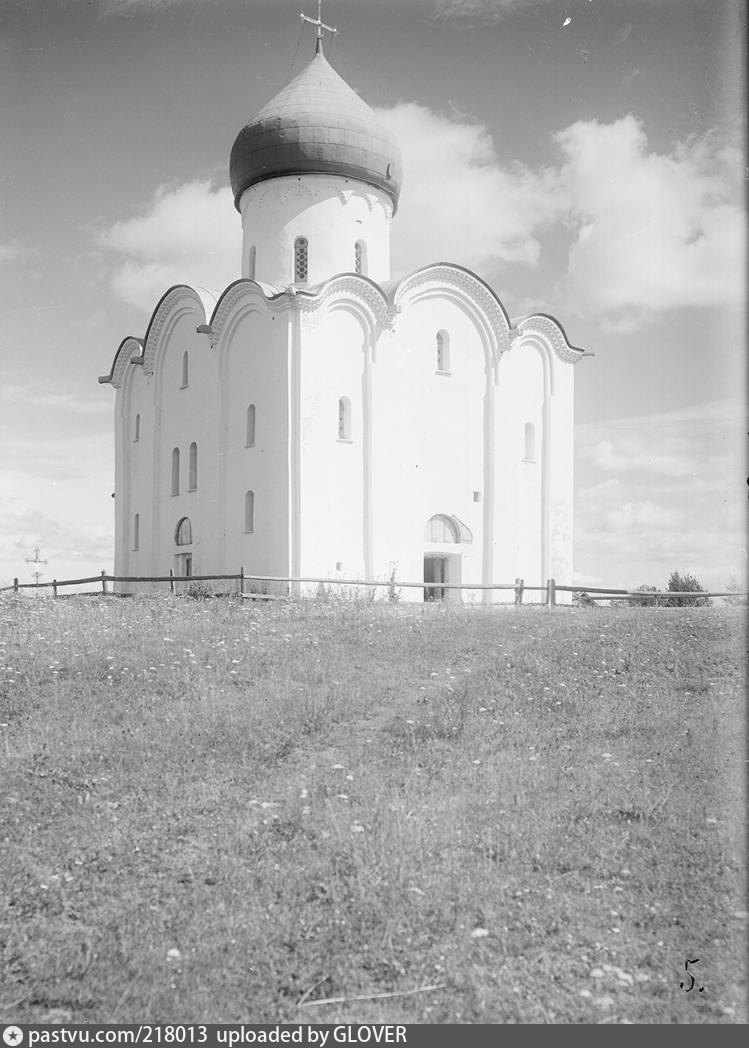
(628, 584), (660, 607)
(663, 571), (712, 607)
(725, 574), (746, 606)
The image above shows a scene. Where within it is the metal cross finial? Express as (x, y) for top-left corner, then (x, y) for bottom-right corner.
(300, 1), (337, 55)
(25, 546), (47, 590)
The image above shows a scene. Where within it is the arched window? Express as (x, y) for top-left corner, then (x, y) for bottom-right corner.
(436, 330), (450, 373)
(133, 513), (140, 551)
(181, 351), (189, 388)
(246, 404), (256, 447)
(188, 442), (198, 490)
(134, 414), (140, 442)
(171, 447), (180, 495)
(524, 422), (536, 462)
(425, 514), (460, 543)
(294, 237), (308, 283)
(175, 517), (192, 546)
(355, 240), (367, 276)
(338, 396), (351, 441)
(245, 490), (255, 533)
(248, 244), (256, 280)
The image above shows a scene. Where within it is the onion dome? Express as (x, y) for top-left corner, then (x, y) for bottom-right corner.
(229, 49), (403, 213)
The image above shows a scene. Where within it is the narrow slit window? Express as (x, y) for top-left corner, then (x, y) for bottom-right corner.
(171, 447), (180, 495)
(181, 351), (189, 388)
(524, 422), (536, 462)
(188, 442), (198, 490)
(338, 396), (351, 441)
(245, 490), (255, 533)
(294, 236), (308, 283)
(354, 240), (367, 276)
(134, 414), (140, 442)
(436, 330), (450, 373)
(133, 513), (140, 551)
(248, 244), (256, 280)
(246, 404), (256, 447)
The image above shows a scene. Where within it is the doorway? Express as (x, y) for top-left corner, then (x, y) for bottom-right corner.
(175, 553), (192, 578)
(423, 555), (460, 601)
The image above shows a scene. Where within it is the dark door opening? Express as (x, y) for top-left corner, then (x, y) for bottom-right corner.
(424, 556), (447, 601)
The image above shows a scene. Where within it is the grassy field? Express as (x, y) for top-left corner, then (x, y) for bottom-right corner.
(0, 594), (745, 1025)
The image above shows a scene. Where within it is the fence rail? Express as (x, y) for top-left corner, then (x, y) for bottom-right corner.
(1, 569), (745, 606)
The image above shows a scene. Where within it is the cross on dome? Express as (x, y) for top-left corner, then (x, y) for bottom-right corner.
(300, 1), (338, 54)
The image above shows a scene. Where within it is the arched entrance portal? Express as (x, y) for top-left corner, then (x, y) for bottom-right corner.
(423, 514), (472, 601)
(174, 516), (193, 578)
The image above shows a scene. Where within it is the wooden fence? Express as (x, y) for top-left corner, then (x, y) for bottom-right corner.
(0, 569), (745, 606)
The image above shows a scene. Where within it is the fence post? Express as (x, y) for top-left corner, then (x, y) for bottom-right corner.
(169, 568), (175, 595)
(13, 577), (18, 593)
(52, 579), (58, 598)
(514, 577), (524, 606)
(240, 566), (245, 597)
(388, 568), (397, 602)
(101, 570), (108, 595)
(546, 577), (556, 608)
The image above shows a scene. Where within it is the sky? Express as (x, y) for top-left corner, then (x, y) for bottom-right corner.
(0, 0), (746, 593)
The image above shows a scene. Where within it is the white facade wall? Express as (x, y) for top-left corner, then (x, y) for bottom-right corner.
(494, 342), (546, 589)
(298, 305), (368, 582)
(151, 310), (215, 584)
(109, 279), (578, 603)
(371, 296), (489, 600)
(218, 308), (290, 585)
(239, 176), (392, 286)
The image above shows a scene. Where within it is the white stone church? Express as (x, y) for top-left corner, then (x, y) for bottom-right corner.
(100, 33), (585, 602)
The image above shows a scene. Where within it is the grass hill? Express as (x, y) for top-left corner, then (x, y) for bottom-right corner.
(0, 596), (745, 1024)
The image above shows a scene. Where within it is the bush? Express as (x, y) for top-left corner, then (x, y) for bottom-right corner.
(572, 590), (597, 607)
(663, 571), (711, 607)
(186, 581), (212, 600)
(628, 584), (660, 607)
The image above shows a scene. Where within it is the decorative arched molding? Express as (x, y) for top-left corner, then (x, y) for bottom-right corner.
(391, 264), (513, 380)
(245, 175), (391, 213)
(210, 279), (289, 330)
(210, 280), (292, 367)
(513, 313), (585, 365)
(99, 336), (144, 389)
(138, 285), (206, 378)
(295, 273), (391, 334)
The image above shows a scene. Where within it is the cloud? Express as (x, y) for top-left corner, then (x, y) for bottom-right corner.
(95, 109), (745, 328)
(0, 433), (116, 586)
(432, 0), (556, 24)
(556, 116), (746, 318)
(0, 240), (27, 265)
(96, 180), (241, 312)
(0, 385), (112, 416)
(377, 103), (564, 278)
(574, 400), (746, 589)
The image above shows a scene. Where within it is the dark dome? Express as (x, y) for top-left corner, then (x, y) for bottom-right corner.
(229, 50), (403, 213)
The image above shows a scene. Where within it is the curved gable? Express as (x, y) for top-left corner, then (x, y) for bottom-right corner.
(391, 263), (512, 378)
(512, 313), (586, 364)
(141, 285), (206, 376)
(98, 336), (144, 389)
